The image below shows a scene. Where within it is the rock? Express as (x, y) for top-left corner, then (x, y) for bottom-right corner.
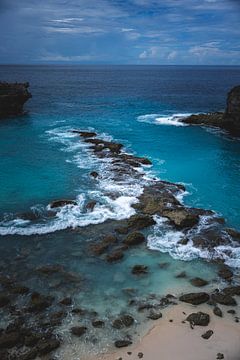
(147, 310), (162, 320)
(71, 326), (87, 337)
(213, 306), (223, 317)
(90, 234), (118, 256)
(176, 271), (187, 278)
(124, 232), (145, 246)
(37, 337), (60, 356)
(201, 330), (213, 339)
(0, 331), (22, 349)
(115, 340), (132, 348)
(138, 353), (144, 359)
(186, 312), (210, 326)
(190, 278), (209, 287)
(9, 285), (29, 295)
(227, 309), (236, 314)
(112, 315), (134, 329)
(75, 131), (97, 138)
(218, 266), (233, 281)
(223, 286), (240, 296)
(127, 214), (156, 230)
(179, 292), (210, 305)
(225, 227), (240, 240)
(92, 320), (105, 328)
(158, 262), (169, 269)
(49, 199), (77, 208)
(115, 226), (129, 234)
(0, 294), (10, 307)
(178, 238), (189, 245)
(216, 353), (224, 359)
(132, 265), (148, 275)
(0, 82), (32, 118)
(90, 171), (99, 178)
(106, 250), (124, 263)
(59, 297), (72, 306)
(28, 292), (54, 312)
(36, 264), (65, 275)
(18, 348), (38, 360)
(162, 207), (200, 228)
(211, 292), (237, 306)
(86, 201), (97, 211)
(85, 138), (123, 154)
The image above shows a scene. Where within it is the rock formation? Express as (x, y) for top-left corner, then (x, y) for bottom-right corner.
(0, 82), (32, 118)
(183, 85), (240, 136)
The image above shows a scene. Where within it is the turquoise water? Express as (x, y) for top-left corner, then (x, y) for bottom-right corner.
(0, 65), (240, 357)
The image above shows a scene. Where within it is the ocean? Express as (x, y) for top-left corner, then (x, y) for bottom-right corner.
(0, 65), (240, 357)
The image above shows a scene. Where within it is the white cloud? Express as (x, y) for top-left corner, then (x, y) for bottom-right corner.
(38, 54), (97, 62)
(167, 50), (177, 60)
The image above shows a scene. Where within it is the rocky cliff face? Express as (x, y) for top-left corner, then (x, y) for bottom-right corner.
(183, 85), (240, 136)
(0, 82), (32, 118)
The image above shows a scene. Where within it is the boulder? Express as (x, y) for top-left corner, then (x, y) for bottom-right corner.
(28, 292), (53, 312)
(115, 340), (132, 348)
(92, 320), (105, 328)
(86, 201), (97, 211)
(112, 315), (134, 329)
(127, 214), (156, 230)
(106, 250), (124, 263)
(71, 326), (87, 337)
(223, 286), (240, 296)
(49, 199), (77, 208)
(147, 310), (162, 320)
(218, 266), (233, 281)
(90, 171), (99, 178)
(213, 306), (223, 317)
(186, 312), (210, 326)
(73, 131), (97, 138)
(37, 337), (60, 356)
(190, 278), (209, 287)
(211, 292), (237, 306)
(179, 292), (210, 305)
(201, 330), (213, 339)
(0, 82), (32, 118)
(124, 232), (145, 246)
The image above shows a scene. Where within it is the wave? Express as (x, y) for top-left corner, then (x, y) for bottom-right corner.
(137, 113), (192, 127)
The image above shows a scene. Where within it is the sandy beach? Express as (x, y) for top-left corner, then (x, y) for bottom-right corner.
(97, 303), (240, 360)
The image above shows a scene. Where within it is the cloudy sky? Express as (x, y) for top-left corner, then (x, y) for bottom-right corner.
(0, 0), (240, 64)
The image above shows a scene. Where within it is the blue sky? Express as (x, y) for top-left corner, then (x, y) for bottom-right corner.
(0, 0), (240, 64)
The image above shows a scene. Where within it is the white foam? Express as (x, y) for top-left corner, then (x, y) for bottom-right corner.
(137, 113), (192, 127)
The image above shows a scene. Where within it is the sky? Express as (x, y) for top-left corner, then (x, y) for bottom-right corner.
(0, 0), (240, 65)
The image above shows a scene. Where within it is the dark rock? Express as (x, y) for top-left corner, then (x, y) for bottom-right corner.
(190, 278), (209, 287)
(127, 214), (156, 230)
(179, 292), (210, 305)
(178, 238), (189, 245)
(0, 331), (22, 349)
(147, 310), (162, 320)
(85, 138), (123, 154)
(106, 250), (124, 263)
(216, 353), (224, 359)
(211, 292), (237, 306)
(158, 262), (169, 269)
(132, 265), (148, 275)
(112, 315), (134, 329)
(86, 201), (97, 211)
(71, 326), (87, 337)
(218, 266), (233, 281)
(18, 348), (38, 360)
(201, 330), (213, 339)
(74, 131), (97, 138)
(115, 226), (129, 234)
(36, 264), (65, 275)
(28, 292), (54, 312)
(115, 340), (132, 348)
(0, 294), (10, 307)
(0, 82), (32, 118)
(186, 312), (210, 326)
(37, 337), (60, 356)
(138, 353), (144, 359)
(24, 333), (41, 347)
(90, 234), (118, 256)
(213, 306), (223, 317)
(223, 286), (240, 296)
(49, 199), (77, 208)
(227, 309), (236, 314)
(92, 320), (105, 328)
(176, 271), (187, 278)
(90, 171), (99, 178)
(10, 285), (29, 295)
(225, 227), (240, 240)
(124, 232), (145, 246)
(60, 297), (72, 306)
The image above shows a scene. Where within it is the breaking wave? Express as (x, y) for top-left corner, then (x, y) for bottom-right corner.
(137, 113), (192, 126)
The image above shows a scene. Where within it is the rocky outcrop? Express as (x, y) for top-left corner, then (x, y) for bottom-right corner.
(0, 82), (32, 118)
(183, 86), (240, 136)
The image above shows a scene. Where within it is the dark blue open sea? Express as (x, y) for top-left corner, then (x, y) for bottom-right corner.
(1, 65), (240, 357)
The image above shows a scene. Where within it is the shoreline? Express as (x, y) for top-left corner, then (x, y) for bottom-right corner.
(95, 303), (240, 360)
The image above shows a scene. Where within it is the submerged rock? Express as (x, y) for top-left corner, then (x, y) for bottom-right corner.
(0, 82), (32, 118)
(132, 265), (148, 275)
(112, 315), (134, 329)
(71, 326), (87, 337)
(190, 278), (209, 287)
(186, 312), (210, 326)
(218, 266), (233, 281)
(124, 232), (145, 246)
(179, 292), (210, 305)
(106, 250), (124, 263)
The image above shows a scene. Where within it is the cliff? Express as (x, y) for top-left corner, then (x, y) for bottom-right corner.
(0, 82), (32, 118)
(183, 86), (240, 136)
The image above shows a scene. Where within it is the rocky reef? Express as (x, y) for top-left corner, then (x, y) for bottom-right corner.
(0, 82), (32, 118)
(183, 85), (240, 136)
